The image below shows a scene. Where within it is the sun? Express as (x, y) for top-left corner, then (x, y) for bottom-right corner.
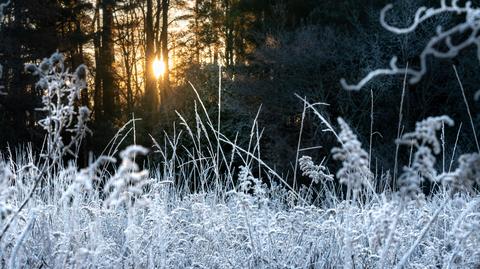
(153, 57), (166, 79)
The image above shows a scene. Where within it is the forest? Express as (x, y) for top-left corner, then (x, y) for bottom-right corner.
(0, 0), (479, 268)
(2, 0), (480, 173)
(2, 0), (330, 164)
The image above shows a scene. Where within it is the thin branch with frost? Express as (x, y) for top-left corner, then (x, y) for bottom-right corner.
(340, 57), (419, 91)
(341, 0), (480, 91)
(0, 0), (9, 21)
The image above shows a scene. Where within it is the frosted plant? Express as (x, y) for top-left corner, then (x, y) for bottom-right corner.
(61, 155), (116, 202)
(396, 116), (454, 200)
(341, 0), (480, 90)
(238, 165), (266, 198)
(104, 145), (151, 209)
(25, 53), (90, 160)
(397, 147), (437, 200)
(331, 117), (373, 192)
(389, 116), (455, 268)
(397, 115), (454, 155)
(298, 184), (314, 202)
(331, 118), (373, 269)
(298, 156), (333, 184)
(367, 201), (400, 253)
(445, 201), (480, 267)
(0, 162), (14, 223)
(440, 153), (480, 194)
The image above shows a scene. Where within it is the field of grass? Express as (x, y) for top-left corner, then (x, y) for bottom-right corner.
(0, 68), (478, 268)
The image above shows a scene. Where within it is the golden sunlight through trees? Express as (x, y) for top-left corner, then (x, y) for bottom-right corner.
(153, 57), (166, 79)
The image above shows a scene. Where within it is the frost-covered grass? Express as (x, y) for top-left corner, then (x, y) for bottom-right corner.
(0, 147), (478, 268)
(0, 90), (479, 268)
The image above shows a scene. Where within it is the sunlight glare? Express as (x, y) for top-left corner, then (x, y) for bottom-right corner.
(153, 57), (166, 79)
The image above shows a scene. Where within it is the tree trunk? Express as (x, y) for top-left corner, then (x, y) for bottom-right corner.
(101, 0), (115, 120)
(144, 0), (158, 112)
(93, 0), (102, 120)
(224, 0), (234, 68)
(160, 0), (170, 104)
(194, 0), (200, 64)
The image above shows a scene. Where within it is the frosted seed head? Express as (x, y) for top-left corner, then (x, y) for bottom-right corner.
(78, 106), (90, 121)
(35, 78), (48, 90)
(119, 145), (149, 160)
(332, 117), (372, 191)
(298, 155), (333, 184)
(39, 58), (51, 74)
(49, 52), (64, 66)
(75, 64), (88, 81)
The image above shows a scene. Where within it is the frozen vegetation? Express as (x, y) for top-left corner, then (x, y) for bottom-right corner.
(0, 51), (478, 268)
(0, 1), (480, 268)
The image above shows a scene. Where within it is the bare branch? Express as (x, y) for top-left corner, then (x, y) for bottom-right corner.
(341, 1), (480, 91)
